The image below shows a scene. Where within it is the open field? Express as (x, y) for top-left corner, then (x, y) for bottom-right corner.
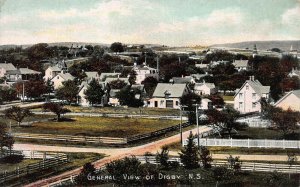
(32, 106), (181, 116)
(13, 117), (180, 137)
(0, 115), (50, 126)
(222, 95), (234, 101)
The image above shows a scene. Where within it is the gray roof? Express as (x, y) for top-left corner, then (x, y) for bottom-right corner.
(19, 68), (41, 75)
(195, 82), (215, 89)
(48, 65), (62, 72)
(171, 77), (193, 84)
(85, 71), (98, 78)
(54, 73), (74, 81)
(292, 90), (300, 99)
(105, 77), (129, 84)
(233, 60), (248, 68)
(0, 63), (16, 71)
(100, 73), (121, 80)
(152, 83), (187, 98)
(109, 89), (120, 97)
(133, 65), (156, 71)
(191, 73), (210, 80)
(6, 69), (20, 75)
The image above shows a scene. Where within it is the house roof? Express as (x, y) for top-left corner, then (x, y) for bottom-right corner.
(48, 65), (62, 72)
(233, 60), (249, 68)
(0, 63), (16, 71)
(234, 79), (270, 98)
(85, 71), (98, 78)
(195, 82), (215, 89)
(152, 83), (187, 98)
(53, 73), (74, 81)
(19, 68), (41, 75)
(105, 77), (129, 84)
(275, 89), (300, 106)
(100, 73), (121, 80)
(109, 89), (120, 97)
(190, 73), (211, 80)
(6, 69), (20, 75)
(133, 65), (156, 71)
(171, 77), (193, 84)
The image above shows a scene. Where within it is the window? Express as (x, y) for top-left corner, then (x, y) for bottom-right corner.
(166, 100), (173, 108)
(239, 102), (243, 109)
(252, 102), (256, 108)
(160, 100), (164, 105)
(239, 93), (243, 99)
(154, 101), (158, 107)
(246, 85), (249, 90)
(176, 101), (179, 106)
(252, 93), (256, 99)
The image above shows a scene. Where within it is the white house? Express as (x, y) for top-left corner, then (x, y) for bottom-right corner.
(99, 73), (121, 81)
(234, 76), (270, 114)
(200, 98), (213, 110)
(78, 81), (107, 106)
(0, 63), (17, 78)
(194, 81), (216, 95)
(44, 60), (68, 81)
(232, 60), (249, 71)
(51, 73), (75, 90)
(274, 90), (300, 112)
(148, 83), (189, 109)
(85, 71), (100, 81)
(133, 65), (159, 84)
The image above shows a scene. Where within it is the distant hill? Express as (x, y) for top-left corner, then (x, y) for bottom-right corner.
(211, 40), (300, 52)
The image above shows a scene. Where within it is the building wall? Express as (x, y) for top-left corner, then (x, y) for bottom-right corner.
(148, 97), (181, 109)
(234, 83), (263, 114)
(194, 85), (216, 95)
(0, 68), (6, 77)
(275, 94), (300, 112)
(44, 68), (60, 81)
(52, 75), (65, 90)
(135, 69), (159, 84)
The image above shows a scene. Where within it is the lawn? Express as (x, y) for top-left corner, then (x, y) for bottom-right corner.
(13, 117), (180, 137)
(0, 159), (40, 172)
(32, 106), (181, 116)
(222, 95), (234, 101)
(0, 115), (51, 126)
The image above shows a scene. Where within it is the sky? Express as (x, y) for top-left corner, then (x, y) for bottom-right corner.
(0, 0), (300, 46)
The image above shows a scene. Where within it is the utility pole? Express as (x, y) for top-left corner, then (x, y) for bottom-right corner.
(180, 105), (183, 145)
(195, 103), (200, 148)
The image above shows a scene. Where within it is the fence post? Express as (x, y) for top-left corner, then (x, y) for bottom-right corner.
(248, 139), (250, 148)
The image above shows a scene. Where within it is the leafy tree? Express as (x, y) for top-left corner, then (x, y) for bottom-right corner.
(4, 106), (33, 126)
(271, 108), (300, 137)
(116, 86), (143, 107)
(0, 122), (8, 154)
(128, 70), (137, 85)
(0, 87), (17, 104)
(156, 145), (170, 169)
(280, 77), (300, 92)
(211, 166), (235, 186)
(262, 171), (288, 187)
(56, 80), (79, 104)
(205, 107), (242, 138)
(180, 132), (200, 169)
(84, 79), (104, 106)
(75, 162), (96, 185)
(227, 155), (242, 172)
(43, 102), (71, 121)
(141, 76), (158, 97)
(27, 43), (52, 61)
(23, 80), (47, 99)
(109, 79), (127, 89)
(110, 42), (124, 53)
(206, 95), (225, 108)
(180, 93), (201, 110)
(199, 146), (213, 169)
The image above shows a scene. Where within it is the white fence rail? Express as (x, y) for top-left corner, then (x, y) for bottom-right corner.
(184, 138), (300, 149)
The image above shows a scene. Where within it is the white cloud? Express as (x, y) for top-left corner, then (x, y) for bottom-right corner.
(281, 5), (300, 26)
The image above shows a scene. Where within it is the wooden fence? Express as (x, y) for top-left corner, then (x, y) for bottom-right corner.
(0, 153), (68, 184)
(183, 138), (300, 149)
(14, 122), (192, 145)
(13, 133), (127, 145)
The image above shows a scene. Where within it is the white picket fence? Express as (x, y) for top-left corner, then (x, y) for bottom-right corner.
(183, 138), (300, 149)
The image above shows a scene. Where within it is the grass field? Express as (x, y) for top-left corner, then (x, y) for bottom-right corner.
(222, 95), (234, 101)
(32, 106), (181, 116)
(13, 117), (180, 137)
(0, 159), (40, 172)
(0, 115), (51, 126)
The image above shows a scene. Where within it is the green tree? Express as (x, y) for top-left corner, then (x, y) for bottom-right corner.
(84, 79), (104, 106)
(27, 43), (52, 61)
(128, 70), (137, 85)
(43, 102), (71, 121)
(116, 86), (143, 107)
(141, 76), (158, 97)
(4, 106), (33, 127)
(200, 146), (213, 169)
(56, 80), (79, 104)
(156, 145), (170, 169)
(227, 155), (242, 172)
(110, 42), (124, 53)
(109, 79), (127, 89)
(75, 162), (97, 185)
(180, 132), (200, 169)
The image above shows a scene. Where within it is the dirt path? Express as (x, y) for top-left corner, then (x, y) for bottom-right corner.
(20, 126), (211, 187)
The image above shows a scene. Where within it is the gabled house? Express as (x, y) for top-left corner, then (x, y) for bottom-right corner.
(148, 83), (189, 109)
(78, 81), (108, 106)
(234, 76), (270, 114)
(19, 68), (41, 80)
(51, 73), (75, 90)
(232, 60), (249, 71)
(0, 63), (17, 78)
(133, 65), (159, 84)
(44, 60), (68, 81)
(200, 98), (213, 110)
(274, 90), (300, 112)
(194, 81), (217, 95)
